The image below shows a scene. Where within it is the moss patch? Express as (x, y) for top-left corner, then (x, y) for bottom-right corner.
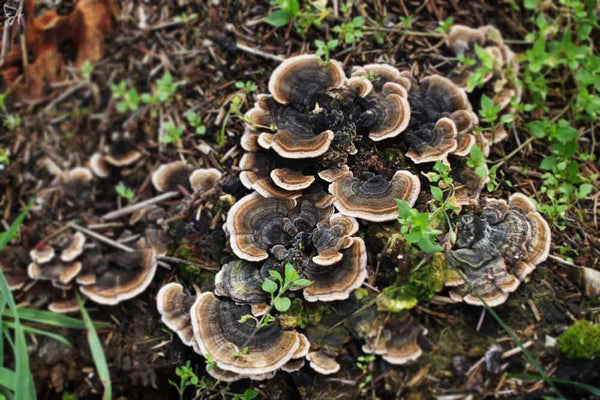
(558, 320), (600, 359)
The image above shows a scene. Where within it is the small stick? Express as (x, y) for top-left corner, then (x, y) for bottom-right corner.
(476, 307), (486, 332)
(101, 191), (179, 220)
(235, 42), (285, 62)
(501, 340), (533, 359)
(157, 256), (219, 272)
(67, 222), (134, 252)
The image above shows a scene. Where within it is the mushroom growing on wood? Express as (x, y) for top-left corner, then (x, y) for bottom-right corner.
(445, 193), (551, 306)
(152, 161), (222, 193)
(324, 169), (420, 222)
(191, 292), (301, 375)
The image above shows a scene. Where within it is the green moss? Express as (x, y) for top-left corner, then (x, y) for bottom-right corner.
(376, 254), (446, 312)
(558, 320), (600, 359)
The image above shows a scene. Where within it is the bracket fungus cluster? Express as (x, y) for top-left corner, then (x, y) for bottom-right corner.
(445, 193), (551, 307)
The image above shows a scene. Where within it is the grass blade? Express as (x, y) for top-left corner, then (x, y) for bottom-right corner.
(2, 308), (108, 330)
(510, 373), (600, 397)
(76, 293), (111, 400)
(0, 368), (16, 390)
(3, 322), (72, 347)
(0, 202), (35, 400)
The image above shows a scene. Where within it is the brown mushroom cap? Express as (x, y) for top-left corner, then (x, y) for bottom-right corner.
(345, 76), (373, 98)
(258, 129), (335, 159)
(1, 247), (30, 290)
(191, 292), (300, 375)
(268, 54), (346, 106)
(151, 161), (192, 192)
(214, 259), (273, 305)
(365, 90), (411, 142)
(189, 168), (222, 192)
(104, 134), (142, 167)
(306, 351), (340, 375)
(281, 358), (305, 373)
(446, 25), (486, 55)
(60, 232), (86, 262)
(328, 170), (420, 222)
(445, 193), (551, 307)
(156, 282), (198, 349)
(62, 167), (93, 191)
(448, 156), (489, 207)
(225, 192), (333, 262)
(28, 261), (82, 285)
(30, 245), (56, 264)
(270, 168), (315, 191)
(303, 237), (367, 302)
(89, 152), (110, 178)
(405, 117), (458, 164)
(79, 239), (157, 305)
(351, 64), (412, 92)
(311, 213), (359, 266)
(206, 365), (276, 382)
(48, 298), (80, 314)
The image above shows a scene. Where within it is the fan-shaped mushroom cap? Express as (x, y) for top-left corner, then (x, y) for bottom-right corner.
(364, 90), (410, 141)
(206, 365), (276, 382)
(328, 170), (420, 222)
(60, 232), (86, 262)
(405, 117), (458, 164)
(30, 245), (55, 264)
(48, 298), (80, 314)
(214, 260), (272, 305)
(345, 76), (373, 97)
(448, 157), (489, 207)
(79, 239), (157, 305)
(351, 64), (412, 92)
(1, 247), (30, 290)
(446, 194), (551, 306)
(446, 25), (486, 54)
(306, 351), (340, 375)
(28, 261), (82, 285)
(156, 283), (199, 350)
(225, 192), (333, 262)
(304, 237), (367, 302)
(89, 152), (110, 178)
(281, 358), (305, 373)
(191, 292), (300, 375)
(258, 129), (335, 159)
(270, 168), (315, 191)
(104, 133), (142, 167)
(311, 213), (359, 266)
(151, 161), (192, 192)
(189, 168), (222, 192)
(61, 167), (93, 195)
(268, 54), (345, 106)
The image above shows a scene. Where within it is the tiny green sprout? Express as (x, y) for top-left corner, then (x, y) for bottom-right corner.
(232, 388), (259, 400)
(435, 16), (454, 34)
(466, 145), (488, 180)
(315, 39), (339, 65)
(332, 16), (364, 44)
(80, 60), (94, 80)
(479, 94), (502, 124)
(340, 0), (353, 15)
(457, 54), (477, 67)
(0, 91), (8, 113)
(162, 121), (184, 145)
(204, 354), (216, 370)
(238, 314), (259, 325)
(399, 15), (414, 29)
(3, 114), (20, 130)
(466, 44), (496, 92)
(426, 160), (453, 186)
(396, 199), (443, 254)
(263, 0), (300, 27)
(231, 346), (249, 357)
(262, 263), (312, 313)
(0, 148), (9, 165)
(235, 81), (258, 95)
(115, 182), (135, 201)
(184, 110), (206, 135)
(174, 12), (198, 24)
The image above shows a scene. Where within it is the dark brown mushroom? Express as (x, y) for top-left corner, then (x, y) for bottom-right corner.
(306, 351), (340, 375)
(156, 282), (199, 351)
(327, 169), (420, 222)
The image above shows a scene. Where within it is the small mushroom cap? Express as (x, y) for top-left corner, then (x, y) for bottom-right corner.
(304, 237), (368, 302)
(351, 64), (412, 92)
(104, 136), (142, 167)
(406, 117), (458, 164)
(311, 213), (359, 266)
(48, 298), (80, 314)
(509, 193), (551, 267)
(270, 168), (315, 191)
(294, 334), (311, 359)
(281, 358), (305, 373)
(268, 54), (346, 106)
(306, 351), (340, 375)
(418, 75), (471, 112)
(30, 245), (55, 264)
(191, 292), (300, 375)
(1, 248), (29, 290)
(365, 92), (411, 141)
(318, 165), (350, 183)
(28, 261), (82, 285)
(258, 129), (335, 159)
(239, 152), (301, 199)
(60, 232), (86, 262)
(328, 170), (420, 222)
(214, 260), (271, 305)
(151, 161), (191, 192)
(79, 240), (157, 305)
(189, 168), (222, 192)
(345, 76), (373, 97)
(89, 152), (110, 178)
(62, 167), (93, 186)
(206, 366), (276, 382)
(447, 25), (486, 54)
(156, 282), (197, 348)
(226, 192), (296, 261)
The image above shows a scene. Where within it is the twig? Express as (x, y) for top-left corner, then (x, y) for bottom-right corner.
(235, 43), (284, 62)
(156, 256), (219, 272)
(67, 222), (134, 252)
(101, 191), (179, 220)
(44, 81), (86, 111)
